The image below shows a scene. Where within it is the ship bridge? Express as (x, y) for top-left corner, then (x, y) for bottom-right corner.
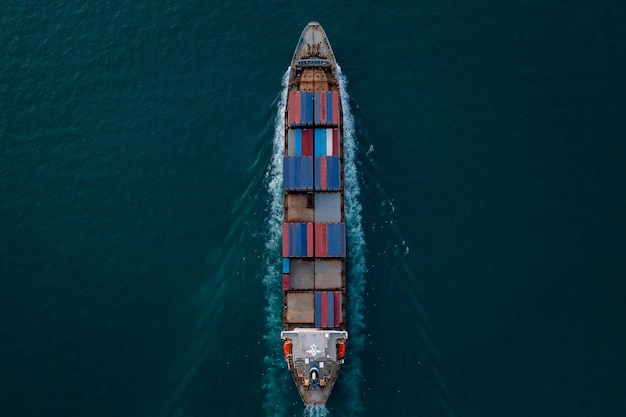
(297, 58), (332, 68)
(281, 329), (348, 405)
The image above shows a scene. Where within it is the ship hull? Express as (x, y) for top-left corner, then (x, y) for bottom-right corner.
(280, 22), (348, 406)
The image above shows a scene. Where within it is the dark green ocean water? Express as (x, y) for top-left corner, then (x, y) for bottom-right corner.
(2, 1), (626, 416)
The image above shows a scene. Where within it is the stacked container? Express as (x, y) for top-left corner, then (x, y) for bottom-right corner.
(288, 91), (339, 126)
(283, 89), (344, 329)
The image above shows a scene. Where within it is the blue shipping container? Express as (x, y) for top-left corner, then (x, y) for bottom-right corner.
(282, 157), (289, 189)
(328, 224), (336, 256)
(283, 156), (313, 190)
(290, 222), (299, 256)
(339, 223), (346, 256)
(283, 258), (290, 274)
(314, 91), (321, 125)
(326, 92), (333, 124)
(307, 93), (313, 124)
(315, 291), (322, 327)
(295, 129), (302, 156)
(286, 223), (312, 257)
(327, 223), (346, 257)
(314, 129), (327, 156)
(300, 223), (307, 256)
(328, 157), (339, 189)
(299, 92), (314, 125)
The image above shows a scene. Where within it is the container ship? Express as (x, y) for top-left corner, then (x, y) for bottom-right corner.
(280, 22), (348, 406)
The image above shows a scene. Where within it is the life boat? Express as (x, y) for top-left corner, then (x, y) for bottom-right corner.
(283, 341), (292, 357)
(336, 341), (346, 359)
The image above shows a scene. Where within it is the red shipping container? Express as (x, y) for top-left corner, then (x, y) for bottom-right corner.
(315, 223), (328, 257)
(283, 274), (290, 290)
(332, 128), (339, 156)
(282, 223), (289, 256)
(302, 129), (313, 156)
(320, 157), (328, 189)
(331, 91), (339, 124)
(289, 92), (301, 125)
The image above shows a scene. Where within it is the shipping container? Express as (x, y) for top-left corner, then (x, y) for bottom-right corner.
(314, 291), (341, 327)
(320, 91), (328, 125)
(309, 91), (339, 126)
(314, 129), (325, 156)
(283, 274), (290, 290)
(332, 128), (339, 156)
(283, 258), (290, 274)
(314, 92), (321, 125)
(313, 128), (339, 156)
(331, 91), (339, 124)
(326, 91), (334, 125)
(283, 156), (313, 190)
(326, 129), (333, 156)
(288, 92), (315, 127)
(287, 129), (295, 156)
(282, 222), (314, 257)
(322, 291), (329, 327)
(282, 223), (289, 257)
(293, 222), (302, 256)
(320, 91), (332, 126)
(288, 91), (301, 125)
(314, 222), (327, 257)
(314, 156), (340, 191)
(327, 293), (335, 327)
(288, 128), (314, 156)
(289, 91), (338, 127)
(302, 129), (314, 156)
(308, 92), (315, 125)
(328, 223), (346, 257)
(288, 91), (339, 126)
(301, 92), (313, 125)
(295, 129), (302, 156)
(314, 223), (346, 257)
